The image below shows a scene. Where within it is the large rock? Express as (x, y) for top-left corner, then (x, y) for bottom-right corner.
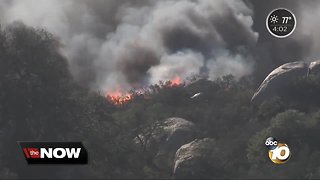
(173, 138), (223, 179)
(308, 60), (320, 75)
(134, 117), (197, 171)
(252, 60), (320, 103)
(153, 117), (198, 171)
(252, 61), (308, 102)
(162, 118), (197, 150)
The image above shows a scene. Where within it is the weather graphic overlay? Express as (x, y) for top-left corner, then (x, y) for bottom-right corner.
(266, 8), (296, 38)
(265, 137), (291, 164)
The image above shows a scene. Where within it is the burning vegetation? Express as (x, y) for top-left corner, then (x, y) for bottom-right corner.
(106, 76), (183, 106)
(170, 76), (181, 86)
(106, 89), (134, 106)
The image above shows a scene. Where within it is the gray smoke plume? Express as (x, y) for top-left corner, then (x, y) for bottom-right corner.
(2, 0), (320, 92)
(0, 0), (259, 92)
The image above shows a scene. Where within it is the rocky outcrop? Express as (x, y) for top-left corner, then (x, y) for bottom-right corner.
(134, 117), (198, 172)
(308, 60), (320, 75)
(161, 118), (197, 150)
(173, 138), (222, 179)
(153, 117), (198, 171)
(252, 60), (320, 102)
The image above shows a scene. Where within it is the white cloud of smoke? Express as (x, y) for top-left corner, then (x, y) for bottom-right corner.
(0, 0), (259, 91)
(207, 51), (254, 80)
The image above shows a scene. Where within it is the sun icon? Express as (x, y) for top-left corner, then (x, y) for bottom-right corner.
(270, 15), (278, 23)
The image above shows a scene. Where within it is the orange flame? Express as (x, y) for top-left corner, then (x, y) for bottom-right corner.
(170, 76), (181, 86)
(106, 89), (134, 106)
(169, 76), (182, 87)
(106, 76), (183, 106)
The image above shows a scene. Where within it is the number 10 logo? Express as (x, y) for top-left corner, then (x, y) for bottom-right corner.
(265, 137), (291, 164)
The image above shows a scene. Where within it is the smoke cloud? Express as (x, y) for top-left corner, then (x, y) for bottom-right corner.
(207, 51), (254, 80)
(0, 0), (259, 91)
(2, 0), (320, 91)
(148, 50), (205, 84)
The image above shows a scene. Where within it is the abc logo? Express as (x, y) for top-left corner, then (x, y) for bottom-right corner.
(265, 137), (277, 150)
(265, 137), (291, 164)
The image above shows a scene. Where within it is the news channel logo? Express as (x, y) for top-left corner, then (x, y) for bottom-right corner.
(265, 137), (291, 164)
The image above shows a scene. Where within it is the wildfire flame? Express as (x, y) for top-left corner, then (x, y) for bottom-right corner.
(169, 76), (181, 86)
(106, 76), (183, 106)
(106, 89), (134, 106)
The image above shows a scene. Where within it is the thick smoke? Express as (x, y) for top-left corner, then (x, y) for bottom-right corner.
(0, 0), (258, 91)
(207, 51), (254, 80)
(2, 0), (320, 92)
(148, 50), (205, 84)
